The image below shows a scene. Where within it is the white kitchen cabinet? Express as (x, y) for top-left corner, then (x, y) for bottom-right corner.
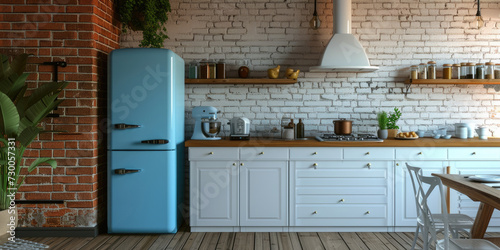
(290, 147), (394, 229)
(190, 147), (288, 231)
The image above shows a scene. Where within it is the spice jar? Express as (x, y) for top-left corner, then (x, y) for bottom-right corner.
(452, 64), (461, 79)
(216, 60), (226, 79)
(476, 63), (485, 79)
(199, 59), (209, 79)
(207, 60), (216, 79)
(443, 64), (452, 79)
(485, 62), (495, 79)
(188, 60), (198, 79)
(466, 63), (475, 79)
(460, 62), (467, 79)
(410, 65), (419, 79)
(418, 63), (427, 79)
(427, 61), (436, 79)
(496, 64), (500, 79)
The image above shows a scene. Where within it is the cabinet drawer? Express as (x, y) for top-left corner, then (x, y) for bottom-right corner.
(295, 204), (388, 226)
(289, 148), (342, 160)
(396, 147), (447, 160)
(296, 194), (387, 204)
(293, 161), (388, 170)
(189, 147), (239, 160)
(344, 148), (394, 160)
(448, 147), (500, 160)
(240, 147), (288, 160)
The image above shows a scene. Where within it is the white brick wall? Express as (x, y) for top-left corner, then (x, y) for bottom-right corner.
(122, 0), (500, 137)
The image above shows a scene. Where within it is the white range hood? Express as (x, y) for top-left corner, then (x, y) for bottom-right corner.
(310, 0), (378, 72)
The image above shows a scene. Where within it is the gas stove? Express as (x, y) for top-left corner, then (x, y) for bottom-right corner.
(315, 134), (383, 142)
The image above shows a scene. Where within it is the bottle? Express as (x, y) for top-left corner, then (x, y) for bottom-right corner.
(476, 63), (485, 79)
(288, 119), (295, 139)
(460, 62), (467, 79)
(443, 64), (452, 79)
(188, 60), (198, 79)
(410, 65), (418, 79)
(418, 63), (427, 79)
(452, 64), (461, 79)
(216, 60), (226, 79)
(466, 63), (475, 79)
(296, 119), (305, 139)
(485, 62), (495, 79)
(427, 61), (436, 79)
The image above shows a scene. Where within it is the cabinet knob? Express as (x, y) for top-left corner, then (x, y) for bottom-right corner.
(209, 152), (214, 155)
(365, 211), (370, 215)
(240, 163), (244, 166)
(340, 199), (345, 203)
(396, 163), (400, 166)
(367, 163), (371, 169)
(418, 152), (423, 155)
(313, 152), (318, 155)
(259, 152), (265, 155)
(365, 152), (370, 155)
(233, 163), (236, 166)
(472, 152), (476, 155)
(312, 211), (317, 214)
(313, 163), (318, 169)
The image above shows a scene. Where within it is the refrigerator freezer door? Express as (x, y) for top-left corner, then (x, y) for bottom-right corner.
(109, 48), (182, 150)
(108, 150), (178, 233)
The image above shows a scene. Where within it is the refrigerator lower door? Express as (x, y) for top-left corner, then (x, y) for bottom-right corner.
(108, 150), (178, 233)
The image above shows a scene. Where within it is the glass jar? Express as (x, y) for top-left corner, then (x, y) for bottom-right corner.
(460, 62), (467, 79)
(496, 64), (500, 79)
(485, 62), (495, 79)
(216, 59), (226, 79)
(207, 60), (216, 79)
(188, 60), (198, 79)
(418, 63), (427, 79)
(466, 63), (475, 79)
(199, 59), (209, 79)
(476, 63), (485, 79)
(410, 65), (419, 79)
(452, 64), (461, 79)
(427, 61), (437, 79)
(443, 64), (452, 79)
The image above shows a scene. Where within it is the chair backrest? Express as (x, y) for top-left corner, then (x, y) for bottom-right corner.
(406, 163), (450, 249)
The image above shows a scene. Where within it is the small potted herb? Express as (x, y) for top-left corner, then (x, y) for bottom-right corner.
(387, 107), (402, 138)
(377, 111), (388, 139)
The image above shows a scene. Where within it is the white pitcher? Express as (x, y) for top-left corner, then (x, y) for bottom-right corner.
(476, 126), (488, 140)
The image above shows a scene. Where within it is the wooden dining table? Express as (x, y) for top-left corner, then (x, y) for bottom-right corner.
(432, 173), (500, 246)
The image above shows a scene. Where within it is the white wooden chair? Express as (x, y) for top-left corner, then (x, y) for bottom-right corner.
(407, 163), (500, 250)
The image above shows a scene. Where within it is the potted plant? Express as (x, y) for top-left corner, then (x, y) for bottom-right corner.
(377, 111), (388, 139)
(387, 107), (402, 138)
(0, 53), (68, 242)
(116, 0), (171, 48)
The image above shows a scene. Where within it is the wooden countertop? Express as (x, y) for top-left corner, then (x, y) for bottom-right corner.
(185, 137), (500, 147)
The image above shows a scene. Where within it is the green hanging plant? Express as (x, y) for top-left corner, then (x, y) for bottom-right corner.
(116, 0), (171, 48)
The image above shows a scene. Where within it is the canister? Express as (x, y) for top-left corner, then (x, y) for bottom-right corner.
(456, 126), (468, 139)
(486, 62), (495, 79)
(427, 61), (436, 79)
(443, 64), (452, 79)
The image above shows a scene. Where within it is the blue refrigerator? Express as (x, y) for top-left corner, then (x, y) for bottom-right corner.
(107, 48), (184, 233)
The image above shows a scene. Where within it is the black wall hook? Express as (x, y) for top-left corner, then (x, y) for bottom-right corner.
(42, 61), (67, 82)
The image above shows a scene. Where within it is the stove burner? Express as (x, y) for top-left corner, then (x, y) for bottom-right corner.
(316, 133), (383, 142)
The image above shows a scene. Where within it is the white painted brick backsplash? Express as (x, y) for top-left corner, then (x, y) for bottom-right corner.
(120, 0), (500, 137)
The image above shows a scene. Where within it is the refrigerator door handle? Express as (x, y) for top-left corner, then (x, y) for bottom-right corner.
(141, 139), (169, 144)
(114, 168), (141, 175)
(114, 123), (141, 130)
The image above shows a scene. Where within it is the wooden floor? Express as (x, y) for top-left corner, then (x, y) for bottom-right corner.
(20, 226), (500, 250)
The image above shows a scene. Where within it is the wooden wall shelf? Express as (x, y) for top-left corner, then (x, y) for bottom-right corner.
(404, 79), (500, 85)
(185, 78), (297, 84)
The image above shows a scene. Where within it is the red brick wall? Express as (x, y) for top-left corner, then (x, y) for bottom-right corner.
(0, 0), (120, 227)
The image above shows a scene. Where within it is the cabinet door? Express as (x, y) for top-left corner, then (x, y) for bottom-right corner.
(449, 161), (500, 228)
(240, 161), (288, 226)
(190, 161), (238, 227)
(394, 161), (446, 227)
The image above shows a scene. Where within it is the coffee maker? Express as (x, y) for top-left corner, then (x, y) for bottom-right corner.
(191, 106), (222, 140)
